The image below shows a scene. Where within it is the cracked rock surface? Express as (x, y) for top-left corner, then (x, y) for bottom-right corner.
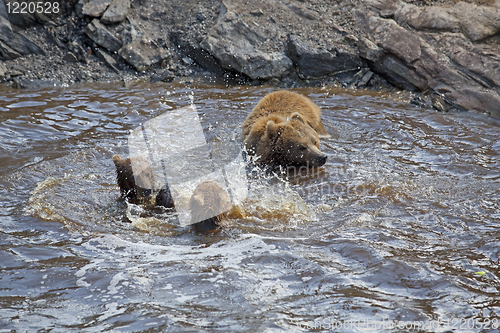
(0, 0), (499, 118)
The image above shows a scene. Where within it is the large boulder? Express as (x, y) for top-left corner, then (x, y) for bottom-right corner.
(118, 36), (169, 71)
(357, 0), (500, 117)
(0, 1), (45, 60)
(85, 19), (123, 52)
(101, 0), (131, 24)
(200, 3), (292, 80)
(286, 34), (364, 79)
(82, 0), (113, 17)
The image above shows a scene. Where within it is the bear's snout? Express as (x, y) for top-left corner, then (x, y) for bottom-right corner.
(307, 145), (327, 167)
(317, 153), (327, 167)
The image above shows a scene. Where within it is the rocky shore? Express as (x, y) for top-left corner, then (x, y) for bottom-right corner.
(1, 0), (499, 117)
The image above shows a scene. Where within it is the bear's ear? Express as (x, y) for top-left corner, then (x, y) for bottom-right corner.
(290, 112), (305, 124)
(266, 120), (279, 139)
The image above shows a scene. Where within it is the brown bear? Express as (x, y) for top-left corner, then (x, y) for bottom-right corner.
(189, 180), (232, 232)
(112, 155), (230, 231)
(112, 154), (174, 208)
(242, 90), (330, 169)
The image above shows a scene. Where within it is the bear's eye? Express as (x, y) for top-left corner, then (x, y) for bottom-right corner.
(299, 145), (307, 151)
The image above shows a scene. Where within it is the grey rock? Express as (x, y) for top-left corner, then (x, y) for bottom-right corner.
(3, 0), (54, 28)
(118, 36), (169, 71)
(394, 3), (460, 33)
(393, 1), (500, 42)
(122, 76), (142, 87)
(82, 0), (113, 17)
(11, 31), (46, 56)
(358, 71), (374, 87)
(0, 12), (10, 39)
(203, 35), (292, 80)
(5, 9), (37, 28)
(0, 30), (46, 58)
(63, 52), (79, 62)
(0, 1), (7, 21)
(379, 9), (394, 19)
(450, 2), (500, 41)
(281, 1), (319, 20)
(366, 15), (421, 64)
(75, 0), (86, 18)
(8, 69), (23, 77)
(244, 52), (292, 80)
(431, 93), (454, 112)
(380, 54), (427, 91)
(0, 61), (7, 79)
(357, 9), (500, 117)
(0, 40), (22, 60)
(357, 37), (384, 63)
(249, 9), (264, 17)
(46, 31), (66, 49)
(85, 19), (122, 52)
(196, 12), (207, 22)
(450, 88), (500, 117)
(95, 48), (120, 73)
(0, 1), (45, 59)
(182, 56), (194, 65)
(117, 22), (139, 45)
(410, 95), (432, 109)
(286, 34), (364, 79)
(66, 19), (75, 41)
(352, 68), (369, 85)
(68, 42), (88, 63)
(436, 34), (500, 88)
(357, 70), (374, 87)
(201, 6), (292, 80)
(170, 31), (227, 78)
(101, 0), (131, 24)
(150, 69), (175, 83)
(34, 12), (54, 25)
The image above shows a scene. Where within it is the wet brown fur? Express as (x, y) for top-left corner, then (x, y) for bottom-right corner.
(112, 155), (229, 231)
(189, 180), (232, 232)
(242, 91), (330, 168)
(112, 154), (173, 208)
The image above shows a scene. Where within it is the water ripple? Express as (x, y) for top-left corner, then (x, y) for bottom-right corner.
(0, 83), (499, 332)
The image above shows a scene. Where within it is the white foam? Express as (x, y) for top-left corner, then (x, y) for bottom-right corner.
(81, 233), (279, 270)
(75, 259), (105, 278)
(108, 272), (126, 295)
(96, 302), (126, 322)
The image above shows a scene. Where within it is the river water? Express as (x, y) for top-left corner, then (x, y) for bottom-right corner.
(1, 82), (499, 332)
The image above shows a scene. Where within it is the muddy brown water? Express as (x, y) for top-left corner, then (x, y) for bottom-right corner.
(1, 82), (499, 332)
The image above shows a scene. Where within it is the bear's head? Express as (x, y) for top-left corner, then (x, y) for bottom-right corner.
(112, 154), (154, 201)
(263, 112), (327, 168)
(190, 180), (232, 231)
